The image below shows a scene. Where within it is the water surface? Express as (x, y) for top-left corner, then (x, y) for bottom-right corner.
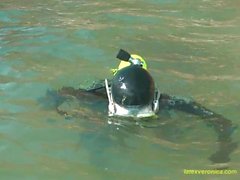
(0, 0), (239, 179)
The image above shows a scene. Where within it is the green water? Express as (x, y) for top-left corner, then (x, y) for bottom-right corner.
(0, 0), (239, 179)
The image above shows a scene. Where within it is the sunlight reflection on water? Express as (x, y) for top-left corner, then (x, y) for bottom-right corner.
(0, 0), (239, 179)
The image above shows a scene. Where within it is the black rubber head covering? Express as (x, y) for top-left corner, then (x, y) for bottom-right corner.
(111, 65), (155, 107)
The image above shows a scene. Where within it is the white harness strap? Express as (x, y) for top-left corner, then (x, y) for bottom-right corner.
(153, 89), (160, 113)
(105, 79), (115, 116)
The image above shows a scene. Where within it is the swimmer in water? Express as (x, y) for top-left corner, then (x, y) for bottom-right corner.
(45, 49), (237, 166)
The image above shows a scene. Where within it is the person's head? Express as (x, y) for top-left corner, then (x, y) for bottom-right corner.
(106, 65), (160, 117)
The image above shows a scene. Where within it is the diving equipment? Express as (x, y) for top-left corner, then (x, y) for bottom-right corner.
(105, 65), (160, 117)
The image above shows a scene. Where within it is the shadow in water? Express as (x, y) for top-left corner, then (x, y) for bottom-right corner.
(39, 86), (238, 169)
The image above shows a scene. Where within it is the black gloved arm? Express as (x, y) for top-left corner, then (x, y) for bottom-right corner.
(159, 93), (237, 164)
